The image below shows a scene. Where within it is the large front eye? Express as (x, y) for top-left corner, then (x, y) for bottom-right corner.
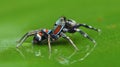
(54, 24), (57, 26)
(36, 34), (42, 41)
(33, 34), (42, 44)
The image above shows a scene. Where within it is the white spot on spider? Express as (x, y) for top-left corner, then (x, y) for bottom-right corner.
(68, 20), (76, 26)
(88, 26), (92, 28)
(92, 40), (96, 44)
(43, 29), (46, 32)
(75, 29), (80, 31)
(83, 24), (86, 25)
(63, 28), (68, 32)
(84, 34), (88, 37)
(37, 34), (41, 41)
(98, 29), (101, 32)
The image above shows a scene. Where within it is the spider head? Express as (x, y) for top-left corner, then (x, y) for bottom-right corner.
(68, 19), (76, 26)
(65, 19), (77, 28)
(33, 33), (42, 44)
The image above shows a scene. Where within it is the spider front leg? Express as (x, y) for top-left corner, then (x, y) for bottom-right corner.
(61, 33), (79, 51)
(48, 34), (51, 53)
(77, 23), (101, 32)
(75, 28), (96, 44)
(16, 30), (40, 48)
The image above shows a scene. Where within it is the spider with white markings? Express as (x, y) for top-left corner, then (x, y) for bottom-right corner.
(16, 17), (100, 53)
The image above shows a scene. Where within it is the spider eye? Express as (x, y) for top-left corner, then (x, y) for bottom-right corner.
(33, 34), (42, 44)
(36, 34), (42, 41)
(54, 24), (57, 26)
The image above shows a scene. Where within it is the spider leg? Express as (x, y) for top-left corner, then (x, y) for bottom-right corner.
(61, 32), (79, 50)
(48, 34), (51, 53)
(16, 30), (40, 48)
(17, 33), (30, 43)
(75, 29), (96, 44)
(77, 23), (101, 32)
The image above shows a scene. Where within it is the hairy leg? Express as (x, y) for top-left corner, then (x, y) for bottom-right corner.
(16, 30), (41, 48)
(48, 34), (51, 53)
(76, 23), (101, 32)
(61, 32), (79, 50)
(75, 29), (96, 44)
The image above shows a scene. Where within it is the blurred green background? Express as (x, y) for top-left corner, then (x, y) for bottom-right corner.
(0, 0), (120, 67)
